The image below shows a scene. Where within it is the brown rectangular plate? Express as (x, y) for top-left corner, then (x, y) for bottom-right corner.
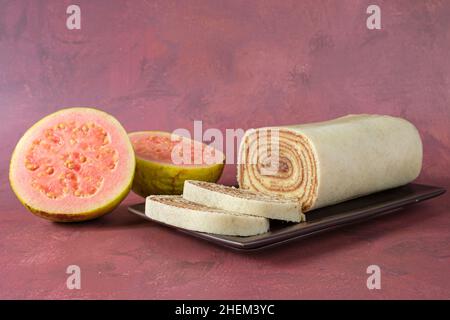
(128, 183), (445, 251)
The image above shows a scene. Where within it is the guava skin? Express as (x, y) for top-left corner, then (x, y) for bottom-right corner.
(129, 131), (225, 197)
(18, 176), (133, 222)
(132, 156), (224, 197)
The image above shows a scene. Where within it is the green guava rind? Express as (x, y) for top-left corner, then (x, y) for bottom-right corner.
(9, 107), (135, 222)
(129, 131), (225, 197)
(19, 184), (131, 222)
(19, 177), (133, 222)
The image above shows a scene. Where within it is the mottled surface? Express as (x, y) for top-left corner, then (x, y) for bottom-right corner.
(1, 0), (449, 299)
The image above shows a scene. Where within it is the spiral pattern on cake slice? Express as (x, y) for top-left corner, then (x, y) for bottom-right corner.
(238, 128), (318, 211)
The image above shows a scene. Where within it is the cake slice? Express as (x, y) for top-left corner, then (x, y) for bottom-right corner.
(182, 180), (304, 222)
(145, 195), (269, 236)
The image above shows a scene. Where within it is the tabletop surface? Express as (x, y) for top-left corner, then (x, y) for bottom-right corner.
(1, 0), (450, 299)
(1, 181), (449, 299)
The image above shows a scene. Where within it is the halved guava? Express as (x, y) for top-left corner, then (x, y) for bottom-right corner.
(129, 131), (224, 196)
(9, 108), (135, 222)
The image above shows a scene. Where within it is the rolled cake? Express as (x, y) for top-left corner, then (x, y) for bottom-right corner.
(146, 195), (269, 236)
(183, 180), (304, 222)
(238, 114), (423, 212)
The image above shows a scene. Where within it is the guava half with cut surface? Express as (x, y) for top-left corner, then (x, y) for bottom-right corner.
(9, 107), (136, 222)
(129, 131), (225, 197)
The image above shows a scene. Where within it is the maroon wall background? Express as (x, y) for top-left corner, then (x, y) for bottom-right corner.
(0, 0), (449, 299)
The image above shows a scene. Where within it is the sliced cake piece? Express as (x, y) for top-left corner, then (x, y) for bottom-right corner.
(145, 195), (269, 236)
(183, 180), (304, 222)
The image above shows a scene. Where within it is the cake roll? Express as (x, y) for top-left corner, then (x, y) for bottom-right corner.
(238, 114), (423, 211)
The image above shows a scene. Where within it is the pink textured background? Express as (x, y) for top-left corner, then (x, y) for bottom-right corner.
(1, 0), (449, 299)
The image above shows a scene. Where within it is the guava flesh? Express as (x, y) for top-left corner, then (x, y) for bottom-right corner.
(131, 133), (220, 165)
(25, 121), (118, 199)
